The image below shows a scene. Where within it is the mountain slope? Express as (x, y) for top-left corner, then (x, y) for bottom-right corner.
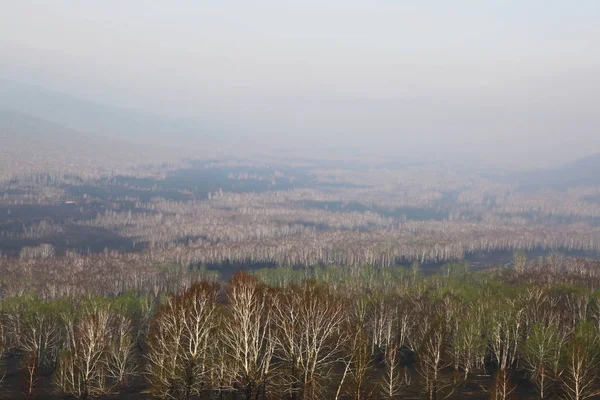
(0, 111), (187, 180)
(0, 79), (219, 145)
(507, 153), (600, 189)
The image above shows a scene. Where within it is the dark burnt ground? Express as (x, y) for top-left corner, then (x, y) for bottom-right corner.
(0, 362), (543, 400)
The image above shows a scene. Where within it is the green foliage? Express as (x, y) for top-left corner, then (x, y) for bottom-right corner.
(2, 261), (600, 398)
(566, 321), (599, 359)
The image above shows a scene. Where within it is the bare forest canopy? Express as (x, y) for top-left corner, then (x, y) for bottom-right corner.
(1, 108), (600, 267)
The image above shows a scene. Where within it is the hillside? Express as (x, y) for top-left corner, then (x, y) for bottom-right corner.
(0, 79), (218, 145)
(0, 111), (186, 180)
(504, 153), (600, 190)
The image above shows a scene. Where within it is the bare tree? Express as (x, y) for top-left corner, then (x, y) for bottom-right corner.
(450, 303), (486, 381)
(374, 297), (409, 399)
(146, 281), (220, 399)
(487, 299), (523, 371)
(523, 322), (561, 399)
(105, 313), (137, 388)
(417, 314), (453, 400)
(490, 369), (516, 400)
(145, 293), (185, 399)
(342, 297), (372, 400)
(55, 303), (114, 399)
(6, 303), (62, 397)
(0, 313), (6, 387)
(560, 322), (600, 400)
(222, 272), (276, 399)
(273, 282), (348, 400)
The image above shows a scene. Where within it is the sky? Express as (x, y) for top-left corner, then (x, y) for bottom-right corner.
(1, 0), (599, 168)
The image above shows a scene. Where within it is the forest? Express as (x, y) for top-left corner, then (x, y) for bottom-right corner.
(1, 255), (600, 399)
(2, 155), (600, 266)
(2, 114), (600, 399)
(3, 1), (600, 397)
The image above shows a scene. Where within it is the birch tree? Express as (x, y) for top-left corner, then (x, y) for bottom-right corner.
(223, 272), (276, 399)
(146, 281), (220, 399)
(273, 282), (348, 400)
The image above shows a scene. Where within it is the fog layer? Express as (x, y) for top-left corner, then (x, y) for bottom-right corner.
(1, 1), (599, 168)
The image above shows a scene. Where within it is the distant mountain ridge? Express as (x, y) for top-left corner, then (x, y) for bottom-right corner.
(0, 110), (145, 158)
(0, 110), (198, 181)
(0, 79), (220, 145)
(561, 153), (600, 172)
(507, 153), (600, 189)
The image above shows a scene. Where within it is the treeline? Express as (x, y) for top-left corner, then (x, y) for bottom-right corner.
(0, 250), (220, 299)
(82, 205), (600, 265)
(2, 257), (600, 399)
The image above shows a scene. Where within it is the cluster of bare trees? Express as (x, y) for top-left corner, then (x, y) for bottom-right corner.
(77, 215), (600, 266)
(3, 244), (600, 306)
(1, 296), (143, 398)
(55, 303), (138, 398)
(17, 243), (56, 260)
(0, 252), (219, 299)
(3, 256), (600, 399)
(75, 187), (600, 266)
(65, 175), (600, 265)
(140, 261), (600, 400)
(4, 153), (600, 268)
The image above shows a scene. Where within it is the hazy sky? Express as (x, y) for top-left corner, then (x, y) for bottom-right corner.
(1, 1), (599, 167)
